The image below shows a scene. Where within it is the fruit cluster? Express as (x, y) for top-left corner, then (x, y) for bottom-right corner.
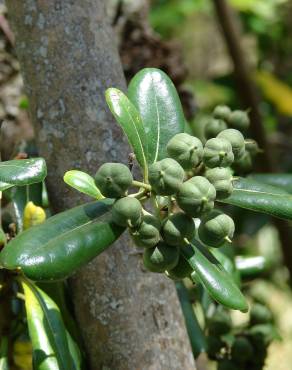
(94, 106), (259, 279)
(206, 303), (276, 370)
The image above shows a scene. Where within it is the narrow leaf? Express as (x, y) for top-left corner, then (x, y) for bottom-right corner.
(0, 158), (47, 186)
(105, 88), (148, 172)
(235, 256), (271, 280)
(22, 279), (80, 370)
(249, 173), (292, 194)
(0, 181), (12, 191)
(128, 68), (185, 163)
(182, 242), (248, 312)
(0, 200), (124, 281)
(221, 178), (292, 220)
(64, 170), (103, 199)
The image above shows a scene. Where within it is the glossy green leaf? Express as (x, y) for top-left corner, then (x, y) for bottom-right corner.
(0, 158), (47, 186)
(249, 173), (292, 194)
(235, 256), (271, 280)
(105, 88), (148, 173)
(211, 248), (241, 287)
(221, 178), (292, 220)
(64, 170), (103, 199)
(0, 337), (8, 370)
(176, 282), (206, 357)
(182, 242), (248, 312)
(0, 181), (12, 191)
(128, 68), (185, 163)
(22, 279), (80, 370)
(0, 200), (124, 281)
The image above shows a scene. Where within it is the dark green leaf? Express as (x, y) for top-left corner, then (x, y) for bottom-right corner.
(176, 282), (206, 357)
(128, 68), (185, 163)
(0, 200), (124, 281)
(0, 181), (12, 191)
(105, 88), (148, 173)
(249, 173), (292, 194)
(211, 248), (241, 287)
(182, 242), (248, 312)
(64, 170), (103, 199)
(0, 158), (47, 186)
(22, 279), (80, 370)
(221, 178), (292, 220)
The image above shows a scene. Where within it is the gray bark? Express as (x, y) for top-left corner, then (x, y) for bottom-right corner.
(6, 1), (196, 369)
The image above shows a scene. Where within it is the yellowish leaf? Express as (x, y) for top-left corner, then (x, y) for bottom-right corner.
(23, 201), (46, 230)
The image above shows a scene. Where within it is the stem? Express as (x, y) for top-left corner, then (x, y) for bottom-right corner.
(151, 195), (160, 219)
(132, 180), (151, 191)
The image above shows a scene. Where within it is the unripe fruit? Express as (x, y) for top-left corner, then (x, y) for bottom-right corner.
(245, 139), (260, 157)
(204, 118), (227, 140)
(231, 337), (253, 363)
(207, 310), (232, 335)
(112, 197), (142, 228)
(206, 336), (225, 358)
(95, 163), (133, 198)
(217, 359), (238, 370)
(130, 214), (161, 248)
(148, 158), (185, 195)
(166, 254), (193, 279)
(233, 151), (252, 174)
(177, 176), (216, 217)
(167, 133), (203, 170)
(205, 167), (233, 199)
(213, 105), (231, 120)
(250, 304), (272, 325)
(227, 110), (250, 131)
(143, 242), (179, 273)
(198, 210), (235, 247)
(248, 324), (275, 347)
(162, 212), (195, 246)
(203, 138), (234, 168)
(217, 129), (245, 160)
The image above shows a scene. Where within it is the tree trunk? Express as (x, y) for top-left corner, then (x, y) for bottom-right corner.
(5, 1), (196, 369)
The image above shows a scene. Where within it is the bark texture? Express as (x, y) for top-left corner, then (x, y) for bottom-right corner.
(6, 1), (196, 369)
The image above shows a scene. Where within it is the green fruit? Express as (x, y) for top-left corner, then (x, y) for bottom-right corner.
(217, 129), (245, 160)
(205, 167), (233, 199)
(233, 151), (252, 174)
(177, 176), (216, 217)
(250, 304), (272, 325)
(248, 324), (276, 347)
(112, 197), (142, 228)
(130, 214), (161, 248)
(208, 310), (232, 335)
(207, 335), (225, 358)
(205, 118), (227, 140)
(213, 105), (231, 120)
(227, 110), (250, 131)
(217, 359), (238, 370)
(203, 138), (234, 168)
(166, 253), (193, 279)
(0, 228), (6, 249)
(148, 158), (185, 195)
(231, 337), (253, 363)
(167, 133), (203, 170)
(162, 212), (195, 246)
(143, 242), (179, 272)
(198, 210), (235, 247)
(94, 162), (133, 198)
(245, 139), (260, 157)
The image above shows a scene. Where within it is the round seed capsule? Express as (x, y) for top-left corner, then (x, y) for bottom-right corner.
(167, 133), (203, 170)
(166, 253), (193, 280)
(143, 242), (179, 273)
(227, 110), (250, 131)
(217, 129), (245, 160)
(112, 197), (142, 228)
(204, 118), (227, 140)
(213, 105), (231, 121)
(205, 167), (233, 199)
(162, 212), (195, 246)
(203, 138), (234, 168)
(130, 214), (161, 248)
(231, 337), (253, 363)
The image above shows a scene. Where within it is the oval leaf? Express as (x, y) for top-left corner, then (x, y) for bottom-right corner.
(64, 170), (103, 199)
(0, 200), (124, 281)
(128, 68), (186, 163)
(235, 256), (271, 280)
(105, 88), (148, 173)
(182, 242), (248, 312)
(249, 173), (292, 194)
(22, 280), (80, 370)
(221, 178), (292, 220)
(0, 158), (47, 186)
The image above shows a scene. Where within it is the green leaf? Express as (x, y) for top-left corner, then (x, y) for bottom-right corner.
(235, 256), (271, 280)
(182, 242), (248, 312)
(176, 282), (206, 358)
(64, 170), (103, 199)
(249, 173), (292, 194)
(0, 200), (124, 281)
(105, 88), (148, 173)
(22, 279), (80, 370)
(0, 181), (13, 191)
(128, 68), (185, 163)
(221, 178), (292, 220)
(0, 158), (47, 186)
(211, 248), (241, 287)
